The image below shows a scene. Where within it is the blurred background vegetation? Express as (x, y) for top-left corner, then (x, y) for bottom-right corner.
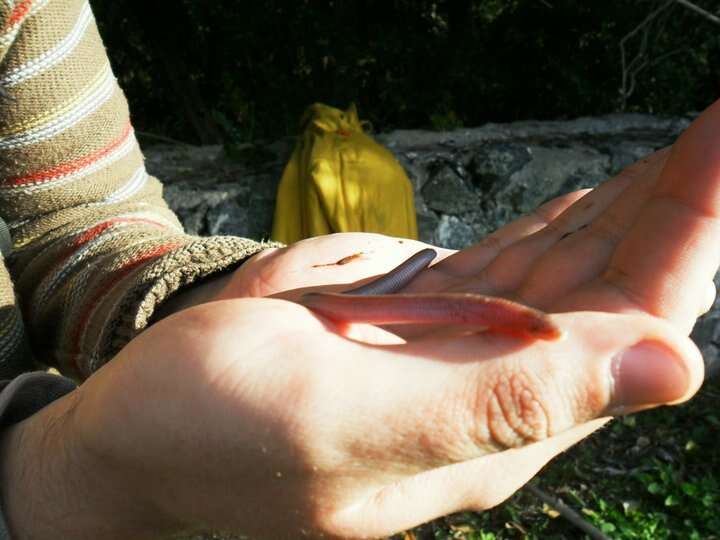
(92, 0), (720, 145)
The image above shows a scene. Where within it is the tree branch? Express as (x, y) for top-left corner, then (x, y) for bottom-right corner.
(619, 0), (675, 109)
(526, 484), (612, 540)
(674, 0), (720, 25)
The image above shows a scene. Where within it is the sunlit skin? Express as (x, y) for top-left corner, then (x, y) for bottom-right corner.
(2, 99), (720, 540)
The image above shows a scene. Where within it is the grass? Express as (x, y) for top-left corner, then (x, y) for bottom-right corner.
(391, 377), (720, 540)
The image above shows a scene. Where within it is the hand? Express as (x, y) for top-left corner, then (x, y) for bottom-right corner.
(152, 233), (452, 322)
(409, 101), (720, 337)
(189, 100), (720, 346)
(0, 297), (703, 540)
(217, 232), (451, 300)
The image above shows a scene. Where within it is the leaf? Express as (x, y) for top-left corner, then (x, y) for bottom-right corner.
(541, 503), (560, 519)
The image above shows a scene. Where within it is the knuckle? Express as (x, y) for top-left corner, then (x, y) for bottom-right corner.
(484, 369), (552, 449)
(467, 349), (597, 453)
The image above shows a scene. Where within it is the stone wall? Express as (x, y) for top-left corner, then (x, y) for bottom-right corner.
(145, 113), (719, 377)
(148, 113), (692, 246)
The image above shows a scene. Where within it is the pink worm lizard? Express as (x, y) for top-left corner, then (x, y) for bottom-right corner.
(300, 248), (561, 341)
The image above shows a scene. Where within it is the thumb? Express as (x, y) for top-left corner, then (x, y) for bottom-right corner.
(397, 310), (703, 446)
(330, 311), (704, 537)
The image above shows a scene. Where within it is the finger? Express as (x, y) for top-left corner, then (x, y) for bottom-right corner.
(427, 190), (591, 282)
(332, 311), (703, 537)
(335, 419), (608, 538)
(401, 312), (702, 439)
(263, 235), (453, 302)
(335, 310), (702, 469)
(584, 101), (720, 329)
(518, 147), (669, 306)
(377, 312), (700, 457)
(472, 148), (669, 297)
(700, 281), (717, 317)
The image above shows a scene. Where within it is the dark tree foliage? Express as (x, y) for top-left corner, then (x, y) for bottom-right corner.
(90, 0), (720, 145)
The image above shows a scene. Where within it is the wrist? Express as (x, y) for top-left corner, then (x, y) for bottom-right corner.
(153, 271), (233, 322)
(0, 389), (181, 540)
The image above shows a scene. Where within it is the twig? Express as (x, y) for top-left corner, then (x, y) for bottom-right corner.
(674, 0), (720, 25)
(619, 0), (675, 109)
(619, 0), (720, 109)
(135, 130), (195, 148)
(526, 484), (612, 540)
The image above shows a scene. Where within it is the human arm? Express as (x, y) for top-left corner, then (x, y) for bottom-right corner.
(0, 0), (281, 379)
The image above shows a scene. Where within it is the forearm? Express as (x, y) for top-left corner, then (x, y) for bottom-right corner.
(0, 0), (281, 378)
(0, 388), (181, 540)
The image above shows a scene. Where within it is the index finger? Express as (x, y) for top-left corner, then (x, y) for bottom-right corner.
(597, 100), (720, 329)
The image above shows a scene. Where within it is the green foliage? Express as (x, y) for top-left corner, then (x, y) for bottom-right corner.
(557, 380), (720, 540)
(89, 0), (720, 145)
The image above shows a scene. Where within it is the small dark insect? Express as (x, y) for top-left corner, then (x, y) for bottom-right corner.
(312, 252), (365, 268)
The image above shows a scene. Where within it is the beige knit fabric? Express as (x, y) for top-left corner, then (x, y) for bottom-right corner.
(0, 0), (280, 379)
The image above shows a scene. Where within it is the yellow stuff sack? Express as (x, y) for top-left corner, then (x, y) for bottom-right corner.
(271, 103), (418, 244)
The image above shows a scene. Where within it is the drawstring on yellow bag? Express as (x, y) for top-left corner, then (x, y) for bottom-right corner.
(271, 103), (418, 244)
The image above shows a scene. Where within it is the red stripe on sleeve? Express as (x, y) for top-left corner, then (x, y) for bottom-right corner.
(71, 241), (185, 371)
(3, 0), (33, 31)
(5, 122), (133, 186)
(68, 216), (167, 251)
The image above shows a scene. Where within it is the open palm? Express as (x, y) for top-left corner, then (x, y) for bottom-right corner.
(396, 101), (720, 338)
(221, 100), (720, 347)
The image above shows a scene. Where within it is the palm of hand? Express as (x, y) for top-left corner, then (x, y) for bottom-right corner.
(416, 140), (716, 336)
(231, 103), (719, 342)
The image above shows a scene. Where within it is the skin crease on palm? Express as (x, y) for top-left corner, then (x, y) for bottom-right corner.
(3, 100), (720, 540)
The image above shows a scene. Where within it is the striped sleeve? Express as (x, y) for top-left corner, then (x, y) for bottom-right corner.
(0, 0), (281, 378)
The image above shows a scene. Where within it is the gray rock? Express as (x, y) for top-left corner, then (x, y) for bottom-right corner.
(436, 214), (477, 249)
(206, 199), (249, 236)
(469, 144), (533, 194)
(148, 114), (689, 248)
(421, 163), (478, 214)
(502, 145), (610, 214)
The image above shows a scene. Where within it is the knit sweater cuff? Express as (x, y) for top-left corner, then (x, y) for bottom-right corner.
(64, 236), (283, 378)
